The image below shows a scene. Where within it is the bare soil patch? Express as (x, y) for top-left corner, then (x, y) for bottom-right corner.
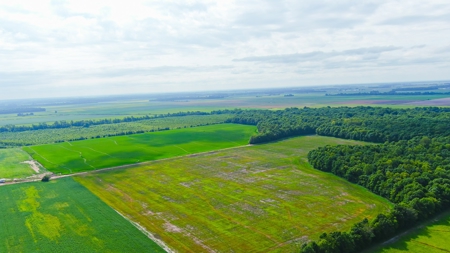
(21, 160), (40, 173)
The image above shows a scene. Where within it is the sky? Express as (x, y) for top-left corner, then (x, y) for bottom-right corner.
(1, 0), (450, 99)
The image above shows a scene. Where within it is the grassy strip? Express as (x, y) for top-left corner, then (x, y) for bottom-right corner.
(368, 211), (450, 253)
(75, 135), (392, 253)
(0, 177), (165, 253)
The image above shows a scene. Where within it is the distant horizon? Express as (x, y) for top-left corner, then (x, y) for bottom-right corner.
(2, 79), (450, 102)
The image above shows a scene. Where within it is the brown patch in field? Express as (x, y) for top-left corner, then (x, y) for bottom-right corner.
(21, 160), (40, 173)
(163, 222), (182, 233)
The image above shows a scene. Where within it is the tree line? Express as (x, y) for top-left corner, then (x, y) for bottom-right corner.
(0, 110), (235, 133)
(225, 106), (450, 143)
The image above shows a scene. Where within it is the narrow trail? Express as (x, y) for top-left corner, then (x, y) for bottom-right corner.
(173, 145), (189, 153)
(83, 147), (115, 157)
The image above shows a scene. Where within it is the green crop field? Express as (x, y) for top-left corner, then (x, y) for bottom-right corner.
(0, 177), (165, 253)
(0, 148), (38, 179)
(1, 114), (231, 146)
(369, 211), (450, 253)
(75, 135), (392, 253)
(23, 124), (256, 174)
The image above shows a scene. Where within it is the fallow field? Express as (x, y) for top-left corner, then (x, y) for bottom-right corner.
(75, 135), (392, 253)
(0, 177), (165, 253)
(23, 124), (256, 174)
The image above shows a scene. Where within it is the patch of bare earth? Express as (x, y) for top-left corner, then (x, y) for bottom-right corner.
(21, 160), (40, 173)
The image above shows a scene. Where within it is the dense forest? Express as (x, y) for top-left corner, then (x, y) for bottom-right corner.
(226, 106), (450, 143)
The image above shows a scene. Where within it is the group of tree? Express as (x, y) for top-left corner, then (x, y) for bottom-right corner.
(226, 106), (450, 144)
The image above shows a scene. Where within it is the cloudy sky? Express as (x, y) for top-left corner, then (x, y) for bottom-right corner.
(1, 0), (450, 99)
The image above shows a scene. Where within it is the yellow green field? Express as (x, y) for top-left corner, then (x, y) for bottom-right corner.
(75, 135), (392, 253)
(0, 177), (165, 253)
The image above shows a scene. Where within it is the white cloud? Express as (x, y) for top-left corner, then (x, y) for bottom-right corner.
(0, 0), (449, 99)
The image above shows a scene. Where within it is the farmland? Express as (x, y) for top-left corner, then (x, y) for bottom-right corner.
(75, 135), (392, 253)
(1, 114), (231, 146)
(0, 148), (39, 179)
(0, 177), (165, 253)
(23, 124), (256, 174)
(369, 211), (450, 253)
(3, 84), (450, 128)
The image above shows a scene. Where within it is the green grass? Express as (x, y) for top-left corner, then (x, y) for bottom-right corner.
(369, 211), (450, 253)
(0, 177), (165, 253)
(0, 148), (37, 179)
(23, 124), (256, 174)
(75, 135), (392, 253)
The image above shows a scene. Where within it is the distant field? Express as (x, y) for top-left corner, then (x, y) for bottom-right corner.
(4, 92), (449, 127)
(0, 148), (38, 179)
(0, 177), (165, 253)
(75, 135), (392, 253)
(1, 114), (231, 146)
(369, 211), (450, 253)
(24, 124), (256, 174)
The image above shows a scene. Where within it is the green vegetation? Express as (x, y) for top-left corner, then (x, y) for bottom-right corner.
(0, 177), (165, 253)
(301, 136), (450, 252)
(24, 124), (256, 174)
(227, 107), (450, 143)
(75, 136), (392, 253)
(0, 148), (38, 179)
(1, 114), (230, 146)
(370, 211), (450, 253)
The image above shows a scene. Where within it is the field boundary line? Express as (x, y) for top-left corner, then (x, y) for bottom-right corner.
(48, 144), (254, 180)
(113, 209), (175, 253)
(25, 147), (57, 165)
(82, 146), (115, 158)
